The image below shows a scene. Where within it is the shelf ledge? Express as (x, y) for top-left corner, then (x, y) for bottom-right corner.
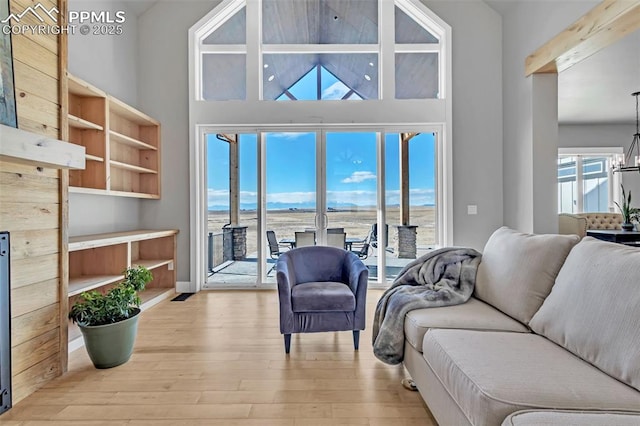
(110, 160), (157, 174)
(69, 274), (124, 296)
(133, 259), (173, 270)
(109, 130), (157, 151)
(68, 114), (104, 131)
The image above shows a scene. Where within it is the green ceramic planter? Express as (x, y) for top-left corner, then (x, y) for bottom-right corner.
(79, 308), (140, 369)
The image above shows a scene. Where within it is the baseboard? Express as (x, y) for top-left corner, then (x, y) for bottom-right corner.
(176, 281), (193, 293)
(68, 335), (84, 353)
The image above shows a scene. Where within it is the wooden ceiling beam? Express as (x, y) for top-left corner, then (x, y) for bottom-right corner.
(525, 0), (640, 76)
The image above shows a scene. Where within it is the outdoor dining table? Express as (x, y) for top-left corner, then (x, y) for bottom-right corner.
(279, 237), (364, 251)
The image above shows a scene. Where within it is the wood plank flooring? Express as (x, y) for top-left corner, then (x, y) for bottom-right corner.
(1, 290), (436, 425)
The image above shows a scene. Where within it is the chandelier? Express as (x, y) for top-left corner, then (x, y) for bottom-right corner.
(613, 91), (640, 173)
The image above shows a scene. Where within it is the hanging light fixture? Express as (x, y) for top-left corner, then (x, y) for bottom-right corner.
(613, 91), (640, 173)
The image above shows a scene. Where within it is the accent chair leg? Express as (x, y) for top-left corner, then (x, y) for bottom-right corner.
(284, 334), (291, 354)
(353, 330), (360, 350)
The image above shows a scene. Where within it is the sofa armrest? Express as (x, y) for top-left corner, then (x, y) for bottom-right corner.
(343, 252), (369, 330)
(276, 256), (295, 334)
(558, 213), (587, 238)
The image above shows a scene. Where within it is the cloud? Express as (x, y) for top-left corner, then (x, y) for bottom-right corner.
(266, 132), (307, 140)
(385, 188), (435, 206)
(341, 171), (377, 184)
(327, 190), (376, 206)
(322, 82), (350, 100)
(208, 189), (258, 207)
(209, 187), (436, 208)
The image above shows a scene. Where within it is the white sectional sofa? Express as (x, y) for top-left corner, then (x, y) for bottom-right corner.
(403, 227), (640, 426)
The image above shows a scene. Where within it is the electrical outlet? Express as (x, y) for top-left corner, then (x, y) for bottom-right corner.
(467, 205), (478, 215)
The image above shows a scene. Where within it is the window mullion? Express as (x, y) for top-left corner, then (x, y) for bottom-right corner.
(576, 156), (584, 213)
(261, 44), (379, 54)
(394, 43), (440, 53)
(246, 0), (260, 101)
(380, 0), (395, 100)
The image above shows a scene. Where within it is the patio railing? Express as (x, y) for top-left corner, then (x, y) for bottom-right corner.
(208, 231), (225, 273)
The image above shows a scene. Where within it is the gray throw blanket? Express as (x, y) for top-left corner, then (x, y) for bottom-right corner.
(372, 247), (482, 365)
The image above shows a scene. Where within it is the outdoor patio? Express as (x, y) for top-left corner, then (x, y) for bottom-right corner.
(205, 247), (434, 286)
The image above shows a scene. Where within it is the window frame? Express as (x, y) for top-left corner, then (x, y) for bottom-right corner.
(557, 147), (623, 214)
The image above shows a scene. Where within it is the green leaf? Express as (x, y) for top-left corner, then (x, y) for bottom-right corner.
(68, 266), (154, 326)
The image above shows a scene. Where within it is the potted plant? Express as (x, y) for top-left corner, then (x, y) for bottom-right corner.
(614, 184), (639, 231)
(69, 265), (153, 369)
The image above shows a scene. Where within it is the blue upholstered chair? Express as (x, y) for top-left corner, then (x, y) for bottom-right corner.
(276, 246), (369, 354)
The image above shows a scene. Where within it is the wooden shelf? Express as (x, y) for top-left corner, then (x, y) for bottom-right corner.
(109, 96), (159, 126)
(68, 114), (103, 131)
(110, 160), (157, 174)
(133, 259), (173, 270)
(85, 154), (104, 162)
(66, 73), (161, 199)
(70, 230), (178, 251)
(69, 186), (107, 196)
(69, 274), (124, 297)
(110, 130), (157, 151)
(68, 74), (106, 98)
(107, 190), (160, 199)
(67, 230), (179, 352)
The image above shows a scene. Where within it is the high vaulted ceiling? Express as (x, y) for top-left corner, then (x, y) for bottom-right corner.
(197, 0), (638, 121)
(202, 0), (440, 101)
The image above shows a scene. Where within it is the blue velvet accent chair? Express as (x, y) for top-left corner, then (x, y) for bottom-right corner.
(276, 246), (369, 354)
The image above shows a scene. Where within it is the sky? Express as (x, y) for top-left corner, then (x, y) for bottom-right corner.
(207, 66), (436, 210)
(207, 131), (435, 210)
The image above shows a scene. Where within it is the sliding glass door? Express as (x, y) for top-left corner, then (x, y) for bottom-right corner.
(204, 127), (441, 286)
(264, 132), (318, 280)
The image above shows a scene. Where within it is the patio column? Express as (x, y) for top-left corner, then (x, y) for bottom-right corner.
(400, 133), (410, 226)
(229, 134), (240, 226)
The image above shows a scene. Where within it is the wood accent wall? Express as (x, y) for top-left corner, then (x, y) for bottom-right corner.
(0, 0), (67, 404)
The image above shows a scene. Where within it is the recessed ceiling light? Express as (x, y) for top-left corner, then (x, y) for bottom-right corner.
(264, 64), (269, 68)
(369, 62), (374, 67)
(364, 74), (371, 81)
(268, 75), (275, 82)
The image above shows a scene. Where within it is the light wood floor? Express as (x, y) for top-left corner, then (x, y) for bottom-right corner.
(2, 290), (437, 425)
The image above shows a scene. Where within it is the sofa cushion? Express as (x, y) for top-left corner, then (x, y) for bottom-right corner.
(474, 227), (579, 324)
(404, 297), (529, 352)
(291, 281), (355, 312)
(530, 237), (640, 391)
(502, 410), (640, 426)
(423, 330), (640, 426)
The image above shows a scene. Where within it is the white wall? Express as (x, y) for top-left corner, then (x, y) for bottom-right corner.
(138, 0), (502, 283)
(499, 1), (597, 233)
(68, 0), (142, 236)
(560, 123), (640, 206)
(68, 0), (139, 105)
(138, 1), (215, 282)
(426, 0), (503, 248)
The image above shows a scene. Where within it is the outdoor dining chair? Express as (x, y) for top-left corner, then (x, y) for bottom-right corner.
(295, 231), (315, 247)
(327, 232), (346, 249)
(267, 230), (289, 259)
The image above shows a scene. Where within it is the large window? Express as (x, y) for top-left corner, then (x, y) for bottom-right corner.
(193, 0), (446, 101)
(557, 149), (622, 213)
(189, 0), (452, 290)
